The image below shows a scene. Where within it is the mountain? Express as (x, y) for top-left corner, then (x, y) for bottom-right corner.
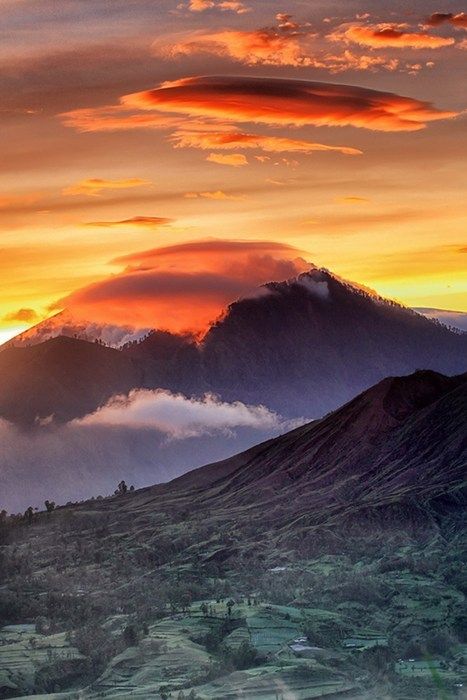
(0, 336), (145, 425)
(193, 269), (466, 417)
(1, 371), (465, 699)
(3, 309), (150, 349)
(414, 307), (467, 333)
(143, 368), (467, 530)
(0, 269), (465, 427)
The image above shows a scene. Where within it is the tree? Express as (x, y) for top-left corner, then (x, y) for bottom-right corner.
(116, 480), (128, 495)
(44, 500), (55, 514)
(123, 624), (138, 647)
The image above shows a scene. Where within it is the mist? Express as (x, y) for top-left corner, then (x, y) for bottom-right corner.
(0, 391), (301, 513)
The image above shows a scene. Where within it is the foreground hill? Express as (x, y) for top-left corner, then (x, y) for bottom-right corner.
(0, 371), (465, 698)
(1, 270), (466, 426)
(103, 368), (467, 534)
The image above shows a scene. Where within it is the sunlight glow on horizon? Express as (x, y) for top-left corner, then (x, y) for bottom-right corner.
(1, 0), (466, 332)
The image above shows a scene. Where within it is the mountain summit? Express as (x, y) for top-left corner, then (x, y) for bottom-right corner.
(1, 268), (465, 426)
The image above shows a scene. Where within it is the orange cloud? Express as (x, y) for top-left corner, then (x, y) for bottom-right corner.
(63, 178), (152, 197)
(171, 128), (362, 155)
(338, 196), (370, 204)
(152, 26), (315, 67)
(184, 191), (245, 200)
(0, 193), (43, 210)
(331, 24), (456, 49)
(426, 12), (467, 28)
(185, 0), (250, 13)
(206, 153), (248, 166)
(2, 308), (39, 323)
(85, 216), (173, 228)
(60, 105), (181, 133)
(151, 18), (417, 73)
(52, 240), (310, 333)
(124, 76), (457, 132)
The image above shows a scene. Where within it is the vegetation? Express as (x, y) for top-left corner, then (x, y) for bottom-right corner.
(0, 480), (465, 699)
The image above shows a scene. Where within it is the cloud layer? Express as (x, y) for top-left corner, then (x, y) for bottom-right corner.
(0, 391), (291, 512)
(330, 24), (455, 49)
(76, 388), (284, 437)
(171, 128), (361, 155)
(122, 76), (457, 133)
(63, 178), (152, 197)
(53, 239), (311, 333)
(426, 12), (467, 28)
(85, 216), (172, 228)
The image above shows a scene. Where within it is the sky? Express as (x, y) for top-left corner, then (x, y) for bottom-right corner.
(1, 0), (466, 342)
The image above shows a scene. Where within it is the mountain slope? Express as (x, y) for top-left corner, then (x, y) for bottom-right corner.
(1, 371), (465, 699)
(196, 270), (467, 417)
(0, 269), (465, 426)
(0, 336), (145, 424)
(136, 369), (467, 531)
(3, 309), (149, 349)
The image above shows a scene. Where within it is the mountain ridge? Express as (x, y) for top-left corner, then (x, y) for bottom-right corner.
(0, 269), (465, 426)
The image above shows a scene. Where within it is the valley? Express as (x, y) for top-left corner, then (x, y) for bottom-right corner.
(1, 371), (465, 699)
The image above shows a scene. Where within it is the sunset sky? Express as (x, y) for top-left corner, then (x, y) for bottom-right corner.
(1, 0), (466, 342)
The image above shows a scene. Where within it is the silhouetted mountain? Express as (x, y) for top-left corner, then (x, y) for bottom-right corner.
(414, 307), (467, 333)
(3, 309), (149, 349)
(154, 370), (466, 525)
(0, 336), (145, 425)
(129, 269), (467, 418)
(1, 270), (465, 426)
(195, 270), (466, 416)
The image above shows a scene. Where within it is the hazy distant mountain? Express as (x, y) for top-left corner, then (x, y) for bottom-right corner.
(0, 336), (145, 425)
(3, 309), (150, 349)
(414, 307), (467, 333)
(0, 269), (466, 426)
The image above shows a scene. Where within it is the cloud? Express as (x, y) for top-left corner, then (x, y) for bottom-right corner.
(0, 193), (43, 210)
(60, 105), (182, 133)
(75, 388), (283, 437)
(184, 190), (245, 200)
(296, 276), (330, 299)
(184, 0), (250, 13)
(414, 308), (467, 332)
(338, 196), (370, 204)
(425, 12), (467, 29)
(122, 76), (457, 132)
(150, 16), (435, 73)
(0, 413), (287, 513)
(171, 128), (362, 156)
(206, 152), (248, 166)
(329, 23), (455, 49)
(153, 26), (316, 67)
(51, 239), (310, 333)
(112, 239), (306, 265)
(2, 307), (39, 323)
(62, 178), (152, 197)
(85, 216), (173, 228)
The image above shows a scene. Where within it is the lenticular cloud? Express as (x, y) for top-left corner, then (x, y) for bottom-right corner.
(123, 76), (457, 132)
